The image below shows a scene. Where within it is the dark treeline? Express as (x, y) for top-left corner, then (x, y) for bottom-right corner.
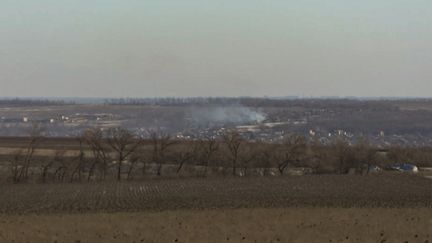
(0, 98), (74, 107)
(4, 125), (431, 184)
(103, 97), (405, 108)
(104, 97), (286, 106)
(2, 96), (431, 109)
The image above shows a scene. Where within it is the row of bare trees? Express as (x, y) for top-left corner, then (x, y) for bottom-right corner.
(7, 125), (432, 183)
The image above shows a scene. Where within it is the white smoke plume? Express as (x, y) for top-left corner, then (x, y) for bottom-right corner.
(189, 106), (266, 124)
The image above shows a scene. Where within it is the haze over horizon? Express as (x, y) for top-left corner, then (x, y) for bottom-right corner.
(1, 0), (431, 98)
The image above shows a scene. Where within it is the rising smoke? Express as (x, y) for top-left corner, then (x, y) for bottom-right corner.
(189, 106), (266, 125)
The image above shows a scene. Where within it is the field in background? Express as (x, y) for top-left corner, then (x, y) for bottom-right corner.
(5, 99), (432, 146)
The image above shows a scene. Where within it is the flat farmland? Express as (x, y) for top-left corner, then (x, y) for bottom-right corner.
(1, 208), (431, 243)
(0, 175), (431, 242)
(0, 175), (431, 214)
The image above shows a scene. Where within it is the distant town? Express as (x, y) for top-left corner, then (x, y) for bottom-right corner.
(2, 97), (432, 146)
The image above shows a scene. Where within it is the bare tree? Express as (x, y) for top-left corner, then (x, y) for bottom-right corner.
(239, 144), (259, 176)
(10, 150), (24, 183)
(277, 134), (307, 175)
(106, 127), (142, 181)
(331, 136), (353, 174)
(149, 131), (175, 176)
(308, 137), (326, 173)
(10, 123), (44, 183)
(53, 152), (69, 182)
(352, 137), (376, 174)
(196, 137), (220, 176)
(126, 152), (141, 180)
(223, 130), (243, 176)
(70, 137), (87, 182)
(40, 150), (65, 183)
(83, 128), (110, 181)
(175, 142), (196, 174)
(22, 124), (44, 180)
(257, 147), (276, 176)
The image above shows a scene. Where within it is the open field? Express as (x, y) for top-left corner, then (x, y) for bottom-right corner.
(1, 208), (431, 243)
(0, 168), (431, 242)
(0, 139), (431, 242)
(0, 175), (431, 214)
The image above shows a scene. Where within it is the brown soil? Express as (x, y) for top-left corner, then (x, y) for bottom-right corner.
(0, 175), (431, 214)
(0, 208), (431, 243)
(0, 175), (432, 214)
(0, 175), (430, 242)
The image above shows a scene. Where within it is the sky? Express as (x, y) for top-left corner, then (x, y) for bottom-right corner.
(0, 0), (431, 98)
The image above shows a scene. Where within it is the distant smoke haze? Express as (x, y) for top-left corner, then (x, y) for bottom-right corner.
(189, 106), (266, 125)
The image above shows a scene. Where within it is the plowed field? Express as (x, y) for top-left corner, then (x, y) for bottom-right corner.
(1, 175), (430, 214)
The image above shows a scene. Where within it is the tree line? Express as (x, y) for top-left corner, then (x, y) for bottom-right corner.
(5, 125), (432, 184)
(0, 98), (73, 107)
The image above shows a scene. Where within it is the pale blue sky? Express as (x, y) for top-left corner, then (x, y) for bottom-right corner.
(0, 0), (431, 97)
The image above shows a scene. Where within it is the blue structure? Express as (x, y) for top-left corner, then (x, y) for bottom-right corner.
(385, 163), (419, 173)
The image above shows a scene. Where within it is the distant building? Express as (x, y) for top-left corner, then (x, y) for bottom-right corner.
(309, 130), (316, 136)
